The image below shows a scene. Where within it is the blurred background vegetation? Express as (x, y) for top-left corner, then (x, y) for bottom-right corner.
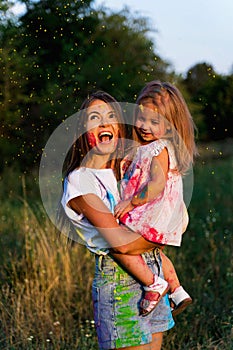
(1, 0), (232, 172)
(0, 0), (233, 349)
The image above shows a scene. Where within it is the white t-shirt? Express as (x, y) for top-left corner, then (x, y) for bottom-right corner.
(61, 167), (120, 255)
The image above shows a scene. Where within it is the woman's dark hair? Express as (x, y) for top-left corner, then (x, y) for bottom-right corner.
(57, 90), (126, 243)
(64, 90), (126, 181)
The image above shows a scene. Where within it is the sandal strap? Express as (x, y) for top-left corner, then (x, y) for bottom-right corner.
(169, 286), (191, 306)
(140, 284), (170, 317)
(144, 276), (169, 295)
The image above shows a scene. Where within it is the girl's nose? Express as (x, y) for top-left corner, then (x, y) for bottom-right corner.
(140, 121), (149, 130)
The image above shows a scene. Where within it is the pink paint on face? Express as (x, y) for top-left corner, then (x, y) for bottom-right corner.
(87, 132), (97, 148)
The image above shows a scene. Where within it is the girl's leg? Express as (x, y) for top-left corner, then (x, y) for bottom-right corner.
(111, 249), (180, 292)
(160, 251), (180, 292)
(110, 252), (154, 285)
(160, 251), (192, 316)
(110, 252), (169, 316)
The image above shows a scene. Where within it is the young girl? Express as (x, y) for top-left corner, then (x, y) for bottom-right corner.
(113, 80), (198, 316)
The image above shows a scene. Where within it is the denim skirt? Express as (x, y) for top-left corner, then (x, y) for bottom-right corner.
(92, 249), (174, 349)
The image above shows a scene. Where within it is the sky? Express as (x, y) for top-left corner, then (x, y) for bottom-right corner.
(12, 0), (233, 76)
(94, 0), (233, 75)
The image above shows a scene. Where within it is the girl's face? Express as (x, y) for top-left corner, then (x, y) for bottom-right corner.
(86, 99), (120, 155)
(135, 102), (166, 143)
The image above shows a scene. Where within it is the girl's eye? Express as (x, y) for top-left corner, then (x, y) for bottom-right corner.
(137, 115), (145, 122)
(151, 120), (159, 125)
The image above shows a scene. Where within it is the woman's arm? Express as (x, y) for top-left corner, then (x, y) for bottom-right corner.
(68, 194), (160, 255)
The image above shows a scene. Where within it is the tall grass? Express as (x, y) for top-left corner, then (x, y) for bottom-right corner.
(162, 146), (233, 349)
(0, 172), (96, 349)
(0, 141), (232, 349)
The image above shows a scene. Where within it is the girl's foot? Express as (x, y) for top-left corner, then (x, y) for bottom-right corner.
(169, 286), (192, 316)
(140, 276), (170, 317)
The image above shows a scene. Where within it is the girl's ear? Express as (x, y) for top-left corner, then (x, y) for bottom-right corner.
(166, 125), (172, 134)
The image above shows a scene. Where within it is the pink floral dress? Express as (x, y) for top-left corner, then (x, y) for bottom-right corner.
(119, 139), (188, 246)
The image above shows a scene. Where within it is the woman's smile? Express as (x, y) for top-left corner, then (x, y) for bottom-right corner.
(98, 131), (113, 143)
(86, 99), (120, 155)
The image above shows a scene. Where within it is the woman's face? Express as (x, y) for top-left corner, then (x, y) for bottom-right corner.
(135, 102), (166, 143)
(86, 99), (120, 155)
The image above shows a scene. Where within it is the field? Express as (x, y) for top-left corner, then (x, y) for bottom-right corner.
(0, 140), (232, 349)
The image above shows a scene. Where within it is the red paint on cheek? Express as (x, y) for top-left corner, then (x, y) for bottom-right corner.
(87, 132), (97, 148)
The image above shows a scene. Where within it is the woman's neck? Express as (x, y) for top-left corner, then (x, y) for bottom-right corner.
(84, 153), (111, 169)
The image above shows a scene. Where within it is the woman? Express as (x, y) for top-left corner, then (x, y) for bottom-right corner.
(60, 91), (174, 349)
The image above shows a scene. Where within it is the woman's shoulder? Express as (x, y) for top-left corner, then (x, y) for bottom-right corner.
(67, 168), (103, 190)
(67, 167), (93, 181)
(68, 167), (116, 188)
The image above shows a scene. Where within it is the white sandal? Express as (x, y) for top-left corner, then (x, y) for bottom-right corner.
(140, 276), (170, 317)
(169, 286), (192, 316)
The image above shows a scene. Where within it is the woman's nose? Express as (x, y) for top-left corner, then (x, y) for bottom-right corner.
(99, 116), (109, 126)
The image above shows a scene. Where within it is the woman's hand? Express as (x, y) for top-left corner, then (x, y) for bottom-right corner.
(114, 199), (134, 219)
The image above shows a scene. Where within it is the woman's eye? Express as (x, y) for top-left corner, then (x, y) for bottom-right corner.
(89, 114), (99, 121)
(109, 113), (117, 119)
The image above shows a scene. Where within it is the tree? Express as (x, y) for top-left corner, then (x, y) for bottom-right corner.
(184, 62), (216, 96)
(18, 1), (169, 109)
(0, 0), (172, 171)
(183, 63), (218, 140)
(184, 62), (233, 140)
(199, 75), (233, 140)
(0, 2), (35, 169)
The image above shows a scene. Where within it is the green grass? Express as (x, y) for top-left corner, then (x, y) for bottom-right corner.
(0, 141), (232, 349)
(162, 151), (233, 349)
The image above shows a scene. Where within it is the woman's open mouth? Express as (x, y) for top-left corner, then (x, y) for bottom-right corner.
(98, 131), (113, 143)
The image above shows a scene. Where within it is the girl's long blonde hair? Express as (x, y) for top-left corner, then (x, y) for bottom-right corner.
(133, 80), (198, 174)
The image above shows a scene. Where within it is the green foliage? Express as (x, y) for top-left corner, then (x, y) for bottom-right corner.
(1, 1), (233, 173)
(0, 0), (15, 22)
(0, 0), (170, 172)
(184, 63), (233, 141)
(199, 75), (233, 140)
(184, 62), (215, 95)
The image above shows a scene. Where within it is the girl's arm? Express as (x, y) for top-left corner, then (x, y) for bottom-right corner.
(68, 194), (159, 255)
(115, 147), (169, 219)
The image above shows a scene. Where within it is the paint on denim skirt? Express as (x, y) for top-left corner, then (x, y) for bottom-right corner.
(114, 267), (150, 348)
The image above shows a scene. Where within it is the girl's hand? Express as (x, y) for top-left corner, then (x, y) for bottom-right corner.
(114, 199), (134, 219)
